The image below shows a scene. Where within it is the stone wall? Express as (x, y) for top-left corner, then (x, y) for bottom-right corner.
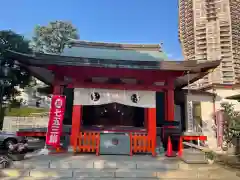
(2, 116), (49, 132)
(186, 93), (218, 150)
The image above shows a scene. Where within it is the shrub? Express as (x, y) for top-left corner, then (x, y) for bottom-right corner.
(5, 107), (48, 117)
(221, 102), (240, 146)
(205, 151), (215, 160)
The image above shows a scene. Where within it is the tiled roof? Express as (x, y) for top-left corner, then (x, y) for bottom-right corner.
(61, 45), (168, 62)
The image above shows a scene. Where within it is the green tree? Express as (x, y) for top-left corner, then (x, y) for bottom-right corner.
(32, 21), (79, 54)
(220, 102), (240, 150)
(0, 30), (32, 129)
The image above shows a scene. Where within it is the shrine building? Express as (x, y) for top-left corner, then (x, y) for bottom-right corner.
(6, 40), (220, 156)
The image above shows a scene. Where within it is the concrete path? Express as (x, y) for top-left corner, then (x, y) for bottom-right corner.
(0, 153), (239, 179)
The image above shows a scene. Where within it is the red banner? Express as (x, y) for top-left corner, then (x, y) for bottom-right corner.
(216, 110), (224, 147)
(46, 95), (66, 147)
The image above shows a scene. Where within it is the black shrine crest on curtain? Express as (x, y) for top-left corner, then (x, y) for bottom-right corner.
(91, 92), (100, 102)
(131, 94), (140, 103)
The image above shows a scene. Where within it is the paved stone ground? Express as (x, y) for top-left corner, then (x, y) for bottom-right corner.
(0, 153), (239, 179)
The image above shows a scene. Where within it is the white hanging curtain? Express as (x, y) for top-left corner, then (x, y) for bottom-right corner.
(74, 88), (156, 108)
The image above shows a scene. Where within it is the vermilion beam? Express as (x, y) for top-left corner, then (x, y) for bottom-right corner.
(54, 66), (183, 84)
(68, 81), (166, 91)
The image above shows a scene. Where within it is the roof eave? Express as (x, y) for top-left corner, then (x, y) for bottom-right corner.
(226, 94), (240, 101)
(6, 50), (221, 72)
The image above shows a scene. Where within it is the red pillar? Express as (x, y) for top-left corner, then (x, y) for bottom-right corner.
(148, 108), (156, 157)
(53, 85), (63, 94)
(53, 73), (64, 94)
(166, 78), (174, 121)
(164, 91), (168, 121)
(144, 108), (148, 130)
(166, 89), (174, 121)
(71, 105), (82, 148)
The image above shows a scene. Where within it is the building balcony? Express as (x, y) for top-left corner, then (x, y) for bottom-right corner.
(232, 32), (240, 36)
(220, 28), (230, 33)
(186, 0), (192, 5)
(197, 46), (207, 50)
(221, 49), (232, 54)
(232, 33), (240, 37)
(206, 7), (216, 11)
(207, 13), (217, 17)
(180, 11), (185, 16)
(187, 26), (193, 31)
(181, 24), (185, 28)
(232, 43), (240, 48)
(220, 33), (230, 37)
(196, 26), (206, 31)
(184, 13), (192, 18)
(220, 21), (229, 25)
(220, 41), (231, 45)
(231, 30), (239, 34)
(223, 77), (235, 82)
(186, 4), (192, 9)
(196, 51), (207, 55)
(196, 36), (206, 41)
(221, 53), (232, 58)
(233, 52), (240, 57)
(221, 35), (231, 39)
(222, 57), (233, 62)
(187, 40), (195, 45)
(232, 26), (240, 31)
(207, 17), (217, 21)
(179, 2), (184, 6)
(197, 41), (207, 45)
(221, 44), (231, 48)
(186, 33), (194, 37)
(222, 63), (233, 67)
(206, 0), (215, 5)
(223, 81), (234, 85)
(221, 46), (231, 49)
(222, 66), (234, 71)
(196, 31), (206, 35)
(230, 9), (239, 14)
(206, 12), (217, 16)
(222, 77), (234, 81)
(231, 16), (239, 21)
(232, 33), (239, 40)
(186, 19), (193, 24)
(220, 25), (230, 29)
(220, 38), (230, 42)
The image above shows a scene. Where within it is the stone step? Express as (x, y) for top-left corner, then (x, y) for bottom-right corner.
(10, 161), (180, 170)
(10, 157), (181, 170)
(1, 167), (239, 179)
(181, 149), (208, 164)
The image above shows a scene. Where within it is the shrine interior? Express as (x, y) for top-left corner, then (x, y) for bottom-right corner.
(82, 103), (145, 129)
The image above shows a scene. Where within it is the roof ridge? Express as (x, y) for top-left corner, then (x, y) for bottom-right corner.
(68, 39), (162, 52)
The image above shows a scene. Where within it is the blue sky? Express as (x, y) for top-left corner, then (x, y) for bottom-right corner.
(0, 0), (182, 60)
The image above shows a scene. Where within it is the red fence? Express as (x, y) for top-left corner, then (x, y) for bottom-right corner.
(73, 131), (155, 156)
(130, 133), (154, 156)
(73, 132), (100, 155)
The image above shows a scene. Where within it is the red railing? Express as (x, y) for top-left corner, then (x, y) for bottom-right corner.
(73, 131), (155, 156)
(73, 132), (100, 155)
(130, 133), (154, 156)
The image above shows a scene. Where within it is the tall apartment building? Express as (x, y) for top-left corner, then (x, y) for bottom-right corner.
(178, 0), (240, 88)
